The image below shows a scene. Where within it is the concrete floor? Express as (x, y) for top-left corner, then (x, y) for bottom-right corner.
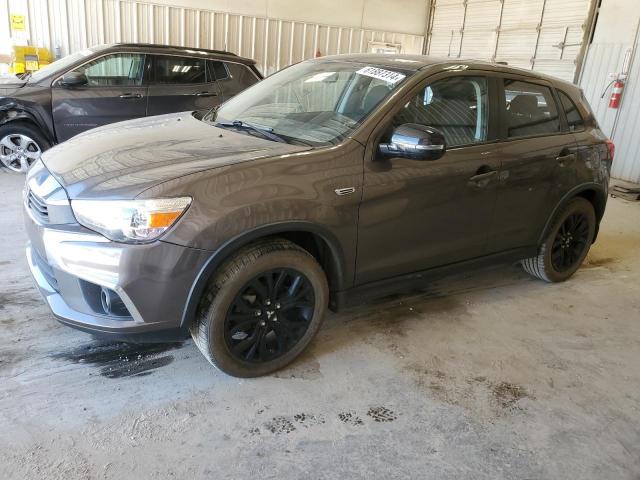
(1, 169), (639, 480)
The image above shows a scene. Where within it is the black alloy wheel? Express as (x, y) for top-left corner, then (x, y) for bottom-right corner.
(550, 212), (591, 272)
(224, 268), (316, 363)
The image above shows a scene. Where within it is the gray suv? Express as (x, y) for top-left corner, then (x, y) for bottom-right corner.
(1, 43), (261, 172)
(24, 54), (612, 377)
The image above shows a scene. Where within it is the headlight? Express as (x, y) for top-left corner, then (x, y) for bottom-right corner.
(71, 197), (192, 243)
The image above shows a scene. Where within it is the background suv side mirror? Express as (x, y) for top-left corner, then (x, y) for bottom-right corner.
(379, 123), (446, 161)
(60, 71), (88, 87)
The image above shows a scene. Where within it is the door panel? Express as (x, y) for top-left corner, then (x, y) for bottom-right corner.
(209, 60), (260, 101)
(146, 55), (222, 116)
(487, 78), (577, 252)
(51, 53), (147, 142)
(356, 74), (499, 285)
(358, 146), (500, 284)
(146, 83), (221, 116)
(487, 135), (577, 252)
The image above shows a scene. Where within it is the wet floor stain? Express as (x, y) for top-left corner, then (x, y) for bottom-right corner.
(50, 342), (183, 379)
(252, 407), (394, 435)
(293, 412), (325, 428)
(264, 416), (296, 435)
(337, 411), (364, 426)
(583, 256), (617, 268)
(491, 381), (529, 409)
(366, 406), (398, 422)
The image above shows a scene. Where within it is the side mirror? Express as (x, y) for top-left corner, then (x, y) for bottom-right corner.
(60, 71), (88, 87)
(379, 123), (446, 161)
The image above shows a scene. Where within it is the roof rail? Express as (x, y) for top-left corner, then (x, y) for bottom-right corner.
(112, 43), (237, 56)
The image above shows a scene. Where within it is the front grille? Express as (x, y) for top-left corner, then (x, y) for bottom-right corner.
(27, 189), (49, 224)
(33, 247), (58, 291)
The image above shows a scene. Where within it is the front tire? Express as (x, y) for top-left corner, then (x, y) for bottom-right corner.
(191, 238), (329, 378)
(0, 123), (50, 173)
(521, 197), (596, 282)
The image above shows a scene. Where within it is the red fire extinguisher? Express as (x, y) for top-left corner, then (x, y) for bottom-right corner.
(609, 80), (624, 109)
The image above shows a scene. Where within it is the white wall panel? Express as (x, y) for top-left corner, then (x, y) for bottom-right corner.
(10, 0), (424, 76)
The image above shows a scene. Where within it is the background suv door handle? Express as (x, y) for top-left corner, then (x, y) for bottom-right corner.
(119, 93), (142, 99)
(468, 168), (497, 187)
(192, 91), (218, 97)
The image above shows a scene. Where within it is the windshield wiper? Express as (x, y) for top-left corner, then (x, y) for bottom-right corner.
(203, 105), (219, 123)
(216, 120), (287, 144)
(20, 71), (32, 81)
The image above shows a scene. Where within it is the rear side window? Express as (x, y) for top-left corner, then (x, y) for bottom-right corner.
(503, 80), (560, 138)
(152, 55), (207, 84)
(209, 61), (259, 98)
(558, 90), (585, 131)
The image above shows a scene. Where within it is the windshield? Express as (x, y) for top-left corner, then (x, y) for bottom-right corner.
(207, 60), (411, 146)
(29, 46), (102, 82)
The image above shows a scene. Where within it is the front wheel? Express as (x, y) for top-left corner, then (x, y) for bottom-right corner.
(191, 238), (329, 377)
(521, 197), (596, 282)
(0, 123), (50, 173)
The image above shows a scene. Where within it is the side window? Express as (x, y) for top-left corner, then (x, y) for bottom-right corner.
(558, 90), (585, 132)
(504, 80), (560, 138)
(210, 61), (259, 98)
(76, 53), (145, 87)
(391, 76), (488, 147)
(151, 55), (206, 84)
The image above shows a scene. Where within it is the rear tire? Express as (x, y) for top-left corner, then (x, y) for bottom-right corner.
(190, 238), (329, 378)
(0, 123), (50, 173)
(521, 197), (596, 282)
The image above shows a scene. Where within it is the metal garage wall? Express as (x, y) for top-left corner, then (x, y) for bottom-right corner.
(425, 0), (594, 82)
(580, 41), (640, 182)
(17, 0), (425, 76)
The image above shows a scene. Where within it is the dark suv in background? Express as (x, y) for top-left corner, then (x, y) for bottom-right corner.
(24, 54), (612, 377)
(0, 43), (261, 172)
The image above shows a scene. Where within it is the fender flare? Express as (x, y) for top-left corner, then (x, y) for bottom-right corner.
(0, 106), (55, 144)
(537, 183), (607, 245)
(179, 221), (348, 329)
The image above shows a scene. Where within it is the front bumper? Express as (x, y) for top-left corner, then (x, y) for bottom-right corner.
(24, 201), (211, 338)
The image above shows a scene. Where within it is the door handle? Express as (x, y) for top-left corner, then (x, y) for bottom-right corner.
(192, 91), (218, 97)
(119, 93), (142, 99)
(468, 169), (497, 187)
(556, 153), (576, 167)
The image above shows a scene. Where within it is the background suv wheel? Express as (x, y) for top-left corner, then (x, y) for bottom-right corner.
(191, 238), (329, 377)
(521, 197), (596, 282)
(0, 123), (50, 173)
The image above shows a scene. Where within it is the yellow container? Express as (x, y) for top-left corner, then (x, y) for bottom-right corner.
(9, 46), (53, 74)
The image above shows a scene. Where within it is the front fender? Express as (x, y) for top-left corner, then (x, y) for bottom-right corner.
(0, 104), (54, 143)
(175, 220), (350, 329)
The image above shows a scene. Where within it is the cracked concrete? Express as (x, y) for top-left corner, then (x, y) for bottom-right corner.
(1, 170), (639, 479)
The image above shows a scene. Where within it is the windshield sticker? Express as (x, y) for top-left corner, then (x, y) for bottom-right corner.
(356, 66), (406, 85)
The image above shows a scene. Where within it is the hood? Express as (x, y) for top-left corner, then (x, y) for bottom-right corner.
(0, 75), (27, 95)
(42, 112), (311, 199)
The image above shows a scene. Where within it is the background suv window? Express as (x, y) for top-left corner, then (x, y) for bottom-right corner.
(392, 76), (488, 147)
(77, 53), (145, 87)
(504, 80), (560, 137)
(558, 90), (585, 132)
(152, 55), (206, 84)
(209, 61), (259, 98)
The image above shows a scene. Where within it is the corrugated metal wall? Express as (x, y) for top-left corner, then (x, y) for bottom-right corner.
(426, 0), (593, 82)
(17, 0), (425, 76)
(580, 41), (640, 182)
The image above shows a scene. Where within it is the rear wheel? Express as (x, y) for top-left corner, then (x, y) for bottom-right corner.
(191, 238), (329, 377)
(0, 123), (50, 173)
(521, 197), (596, 282)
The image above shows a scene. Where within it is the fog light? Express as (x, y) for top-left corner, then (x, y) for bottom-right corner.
(100, 287), (128, 316)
